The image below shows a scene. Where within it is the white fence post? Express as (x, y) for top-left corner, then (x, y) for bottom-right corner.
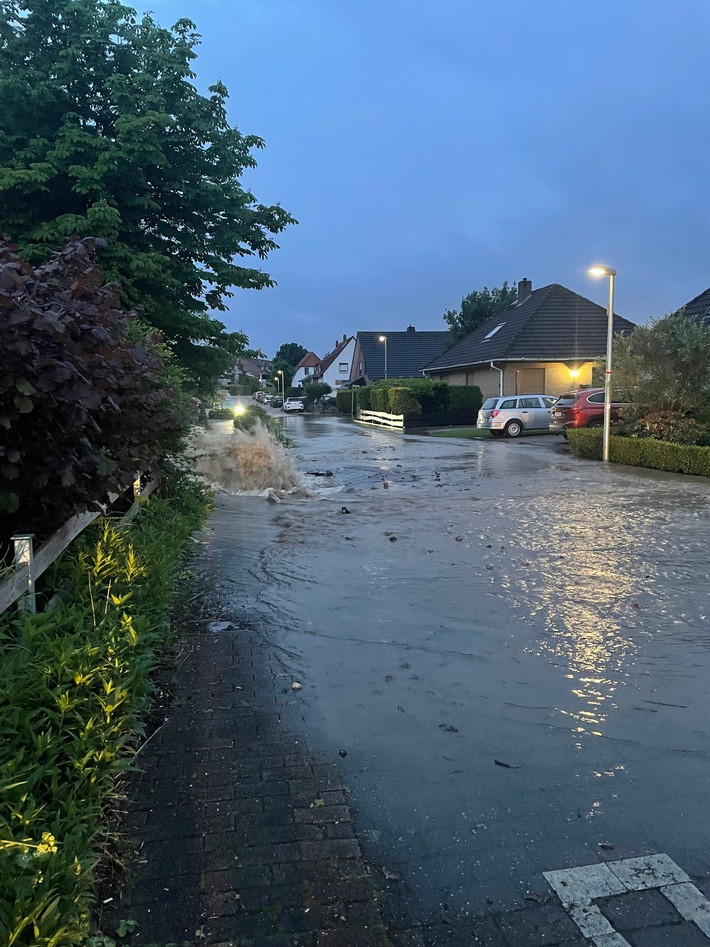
(12, 534), (36, 614)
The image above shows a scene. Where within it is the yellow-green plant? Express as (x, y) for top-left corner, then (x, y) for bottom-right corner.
(0, 471), (209, 945)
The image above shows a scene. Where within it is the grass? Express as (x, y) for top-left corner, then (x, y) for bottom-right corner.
(429, 428), (491, 439)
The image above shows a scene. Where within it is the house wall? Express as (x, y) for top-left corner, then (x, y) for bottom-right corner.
(322, 338), (356, 393)
(349, 339), (367, 384)
(293, 365), (314, 387)
(428, 361), (596, 398)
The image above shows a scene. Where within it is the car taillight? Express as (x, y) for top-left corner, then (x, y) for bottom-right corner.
(491, 409), (499, 417)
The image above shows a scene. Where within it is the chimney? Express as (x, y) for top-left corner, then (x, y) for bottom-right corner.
(342, 334), (347, 343)
(407, 325), (416, 333)
(517, 278), (532, 304)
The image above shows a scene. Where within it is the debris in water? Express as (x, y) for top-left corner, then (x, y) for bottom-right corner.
(340, 506), (351, 514)
(598, 842), (615, 850)
(454, 535), (463, 542)
(389, 536), (397, 542)
(439, 724), (459, 733)
(291, 682), (303, 691)
(494, 759), (521, 769)
(306, 470), (333, 477)
(208, 621), (235, 633)
(381, 867), (400, 882)
(382, 481), (389, 488)
(339, 749), (347, 758)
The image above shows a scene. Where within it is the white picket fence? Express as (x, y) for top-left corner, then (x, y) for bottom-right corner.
(0, 477), (158, 616)
(354, 409), (405, 431)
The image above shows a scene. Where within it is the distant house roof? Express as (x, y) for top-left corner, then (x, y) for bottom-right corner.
(353, 327), (450, 384)
(679, 288), (710, 325)
(424, 282), (636, 372)
(294, 352), (321, 371)
(316, 335), (354, 377)
(237, 357), (272, 378)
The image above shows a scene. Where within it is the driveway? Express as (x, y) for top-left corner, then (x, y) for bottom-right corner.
(208, 415), (710, 941)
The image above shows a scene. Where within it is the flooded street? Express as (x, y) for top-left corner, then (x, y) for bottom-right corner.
(206, 412), (710, 926)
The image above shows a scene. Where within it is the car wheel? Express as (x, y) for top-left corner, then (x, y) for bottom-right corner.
(489, 430), (504, 438)
(588, 418), (603, 428)
(505, 420), (523, 438)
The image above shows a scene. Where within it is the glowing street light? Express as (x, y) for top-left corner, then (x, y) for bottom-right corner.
(379, 335), (388, 379)
(276, 369), (285, 402)
(588, 264), (617, 463)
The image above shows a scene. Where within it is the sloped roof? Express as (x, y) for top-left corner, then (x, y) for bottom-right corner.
(356, 329), (450, 382)
(679, 288), (710, 325)
(294, 351), (321, 370)
(238, 357), (272, 377)
(424, 283), (636, 372)
(317, 336), (354, 375)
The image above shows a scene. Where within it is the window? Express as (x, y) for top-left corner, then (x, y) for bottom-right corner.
(500, 398), (517, 409)
(339, 362), (348, 373)
(483, 322), (506, 340)
(304, 366), (310, 375)
(482, 398), (498, 410)
(519, 397), (540, 408)
(587, 392), (605, 403)
(542, 396), (557, 407)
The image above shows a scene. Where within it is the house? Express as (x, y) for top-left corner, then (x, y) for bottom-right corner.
(313, 335), (356, 393)
(292, 352), (321, 387)
(349, 326), (450, 385)
(423, 278), (636, 399)
(678, 288), (710, 326)
(233, 357), (273, 386)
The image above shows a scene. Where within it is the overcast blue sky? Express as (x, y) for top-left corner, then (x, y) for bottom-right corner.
(136, 0), (710, 358)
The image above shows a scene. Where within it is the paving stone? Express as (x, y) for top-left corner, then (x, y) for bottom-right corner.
(626, 920), (710, 946)
(496, 903), (583, 945)
(597, 889), (682, 931)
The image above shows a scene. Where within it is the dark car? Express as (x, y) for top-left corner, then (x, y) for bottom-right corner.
(271, 397), (283, 408)
(549, 388), (629, 435)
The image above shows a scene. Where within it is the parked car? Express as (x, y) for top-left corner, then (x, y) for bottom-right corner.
(477, 394), (557, 438)
(254, 390), (266, 403)
(271, 397), (283, 408)
(283, 398), (304, 413)
(549, 388), (629, 435)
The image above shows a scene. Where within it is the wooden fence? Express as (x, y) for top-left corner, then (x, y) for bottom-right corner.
(0, 477), (158, 616)
(354, 410), (405, 430)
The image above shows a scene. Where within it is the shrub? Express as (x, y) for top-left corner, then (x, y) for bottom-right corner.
(233, 405), (290, 446)
(568, 428), (710, 477)
(208, 407), (235, 420)
(357, 386), (373, 410)
(0, 475), (209, 946)
(388, 387), (422, 416)
(447, 385), (483, 417)
(624, 410), (707, 445)
(372, 377), (447, 413)
(370, 387), (388, 411)
(0, 239), (192, 540)
(335, 390), (355, 414)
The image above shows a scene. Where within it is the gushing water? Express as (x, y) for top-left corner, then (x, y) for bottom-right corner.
(191, 423), (302, 494)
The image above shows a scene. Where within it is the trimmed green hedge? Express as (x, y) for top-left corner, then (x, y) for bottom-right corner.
(370, 387), (387, 411)
(335, 390), (354, 413)
(447, 385), (483, 417)
(388, 387), (422, 416)
(568, 428), (710, 477)
(372, 377), (448, 413)
(357, 386), (372, 410)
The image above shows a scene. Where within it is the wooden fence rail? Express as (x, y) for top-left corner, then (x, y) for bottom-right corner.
(0, 477), (158, 616)
(354, 409), (405, 431)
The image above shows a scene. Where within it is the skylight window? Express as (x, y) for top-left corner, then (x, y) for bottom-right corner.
(483, 322), (506, 340)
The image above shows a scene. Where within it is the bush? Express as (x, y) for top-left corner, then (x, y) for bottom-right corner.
(335, 390), (355, 414)
(357, 386), (373, 410)
(233, 405), (290, 446)
(370, 387), (388, 411)
(0, 475), (209, 946)
(208, 407), (235, 420)
(0, 239), (192, 540)
(388, 387), (422, 416)
(447, 385), (483, 417)
(568, 428), (710, 477)
(623, 410), (707, 445)
(372, 377), (447, 414)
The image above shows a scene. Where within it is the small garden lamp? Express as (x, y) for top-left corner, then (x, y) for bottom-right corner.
(588, 264), (617, 462)
(379, 335), (388, 379)
(277, 369), (285, 401)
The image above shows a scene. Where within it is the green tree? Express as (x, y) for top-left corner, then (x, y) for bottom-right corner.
(612, 311), (710, 416)
(0, 0), (296, 391)
(443, 282), (517, 342)
(274, 342), (309, 367)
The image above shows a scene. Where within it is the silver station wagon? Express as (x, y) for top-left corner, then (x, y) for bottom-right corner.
(477, 393), (557, 438)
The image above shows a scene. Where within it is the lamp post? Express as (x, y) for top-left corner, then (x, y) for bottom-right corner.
(379, 335), (388, 379)
(588, 264), (617, 463)
(277, 369), (285, 402)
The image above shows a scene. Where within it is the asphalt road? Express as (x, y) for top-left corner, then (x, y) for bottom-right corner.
(208, 412), (710, 936)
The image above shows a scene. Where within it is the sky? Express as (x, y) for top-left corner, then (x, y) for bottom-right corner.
(135, 0), (710, 358)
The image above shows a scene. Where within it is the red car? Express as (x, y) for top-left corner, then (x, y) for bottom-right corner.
(549, 388), (629, 435)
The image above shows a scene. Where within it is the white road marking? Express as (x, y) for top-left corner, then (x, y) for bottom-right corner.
(544, 854), (710, 947)
(661, 882), (710, 937)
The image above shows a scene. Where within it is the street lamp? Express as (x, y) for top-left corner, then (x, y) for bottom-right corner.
(379, 335), (388, 379)
(588, 264), (617, 463)
(276, 370), (285, 402)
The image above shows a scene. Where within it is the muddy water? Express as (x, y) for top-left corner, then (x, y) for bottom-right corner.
(208, 413), (710, 921)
